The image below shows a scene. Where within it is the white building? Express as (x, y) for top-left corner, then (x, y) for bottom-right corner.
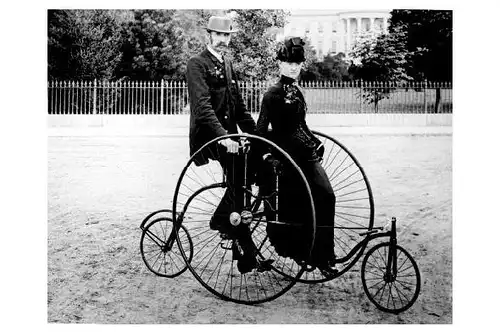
(281, 9), (391, 59)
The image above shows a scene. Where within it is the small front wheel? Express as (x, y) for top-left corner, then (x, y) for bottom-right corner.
(361, 242), (421, 314)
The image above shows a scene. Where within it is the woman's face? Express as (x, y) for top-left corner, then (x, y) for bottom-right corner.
(279, 61), (303, 80)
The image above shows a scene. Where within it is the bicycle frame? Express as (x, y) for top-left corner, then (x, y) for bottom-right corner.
(139, 131), (420, 310)
(149, 174), (398, 279)
(334, 217), (397, 265)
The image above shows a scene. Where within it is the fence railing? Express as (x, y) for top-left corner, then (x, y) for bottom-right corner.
(48, 80), (452, 115)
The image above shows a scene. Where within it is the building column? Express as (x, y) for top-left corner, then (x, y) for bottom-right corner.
(383, 17), (388, 33)
(370, 17), (375, 32)
(357, 17), (362, 34)
(346, 18), (351, 52)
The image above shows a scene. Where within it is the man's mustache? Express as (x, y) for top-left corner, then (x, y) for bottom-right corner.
(214, 41), (229, 47)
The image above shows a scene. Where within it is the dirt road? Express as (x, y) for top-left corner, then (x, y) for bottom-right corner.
(47, 134), (452, 323)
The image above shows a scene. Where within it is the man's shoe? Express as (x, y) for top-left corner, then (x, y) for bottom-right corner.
(233, 238), (260, 274)
(237, 256), (257, 274)
(317, 263), (339, 279)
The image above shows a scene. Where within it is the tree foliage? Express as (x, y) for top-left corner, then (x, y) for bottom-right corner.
(349, 26), (416, 110)
(349, 9), (452, 83)
(116, 9), (220, 81)
(302, 52), (352, 81)
(227, 9), (289, 81)
(348, 10), (452, 110)
(48, 10), (127, 80)
(389, 10), (452, 81)
(350, 26), (414, 82)
(48, 9), (289, 82)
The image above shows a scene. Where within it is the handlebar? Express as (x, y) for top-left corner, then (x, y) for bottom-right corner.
(359, 217), (397, 237)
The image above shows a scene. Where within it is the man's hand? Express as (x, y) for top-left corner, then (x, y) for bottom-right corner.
(218, 138), (240, 154)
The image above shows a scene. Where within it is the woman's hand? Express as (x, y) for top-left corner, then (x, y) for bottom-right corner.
(316, 143), (325, 160)
(263, 154), (282, 175)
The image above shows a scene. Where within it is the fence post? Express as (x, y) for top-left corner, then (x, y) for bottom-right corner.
(424, 79), (428, 114)
(359, 79), (364, 113)
(434, 82), (442, 114)
(181, 80), (186, 114)
(92, 79), (97, 115)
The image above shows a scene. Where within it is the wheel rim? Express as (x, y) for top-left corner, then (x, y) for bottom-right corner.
(173, 134), (316, 304)
(296, 131), (375, 283)
(140, 217), (193, 278)
(139, 209), (172, 229)
(361, 243), (421, 314)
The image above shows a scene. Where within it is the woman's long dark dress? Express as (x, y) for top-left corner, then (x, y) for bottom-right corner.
(256, 75), (336, 266)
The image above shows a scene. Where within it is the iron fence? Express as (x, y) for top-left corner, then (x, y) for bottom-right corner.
(48, 80), (452, 115)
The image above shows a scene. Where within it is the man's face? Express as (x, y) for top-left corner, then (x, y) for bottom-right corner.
(209, 31), (231, 52)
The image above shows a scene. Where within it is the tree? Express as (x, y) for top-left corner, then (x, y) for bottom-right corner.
(116, 9), (179, 81)
(48, 10), (127, 80)
(350, 26), (415, 111)
(49, 9), (291, 83)
(321, 53), (352, 80)
(166, 10), (220, 79)
(389, 10), (452, 112)
(302, 52), (352, 81)
(226, 9), (290, 81)
(389, 10), (452, 82)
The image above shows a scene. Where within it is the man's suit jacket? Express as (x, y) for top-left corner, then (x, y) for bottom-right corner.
(186, 48), (256, 165)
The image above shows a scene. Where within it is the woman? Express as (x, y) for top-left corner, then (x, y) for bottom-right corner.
(256, 37), (337, 276)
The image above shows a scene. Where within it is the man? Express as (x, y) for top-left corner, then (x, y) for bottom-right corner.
(186, 16), (266, 273)
(187, 16), (256, 158)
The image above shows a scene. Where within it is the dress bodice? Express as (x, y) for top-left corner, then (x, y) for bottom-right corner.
(257, 76), (321, 162)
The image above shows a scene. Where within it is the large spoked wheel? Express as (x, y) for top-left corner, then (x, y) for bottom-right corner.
(140, 217), (193, 278)
(361, 242), (421, 314)
(172, 134), (316, 304)
(297, 131), (375, 283)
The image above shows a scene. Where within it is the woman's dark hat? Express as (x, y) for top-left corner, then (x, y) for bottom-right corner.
(276, 37), (306, 63)
(206, 16), (238, 33)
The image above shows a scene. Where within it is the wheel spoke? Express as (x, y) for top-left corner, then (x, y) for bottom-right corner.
(335, 211), (370, 220)
(335, 213), (369, 229)
(393, 280), (411, 303)
(334, 178), (368, 193)
(329, 161), (356, 184)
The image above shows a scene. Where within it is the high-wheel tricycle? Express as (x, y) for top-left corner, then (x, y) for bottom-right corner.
(139, 131), (421, 314)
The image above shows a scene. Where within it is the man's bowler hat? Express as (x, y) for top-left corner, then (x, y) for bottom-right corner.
(206, 16), (238, 33)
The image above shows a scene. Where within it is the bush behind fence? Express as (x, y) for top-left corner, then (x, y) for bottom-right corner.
(48, 80), (452, 115)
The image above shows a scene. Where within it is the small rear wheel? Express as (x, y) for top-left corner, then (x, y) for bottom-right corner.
(361, 242), (421, 314)
(140, 217), (193, 278)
